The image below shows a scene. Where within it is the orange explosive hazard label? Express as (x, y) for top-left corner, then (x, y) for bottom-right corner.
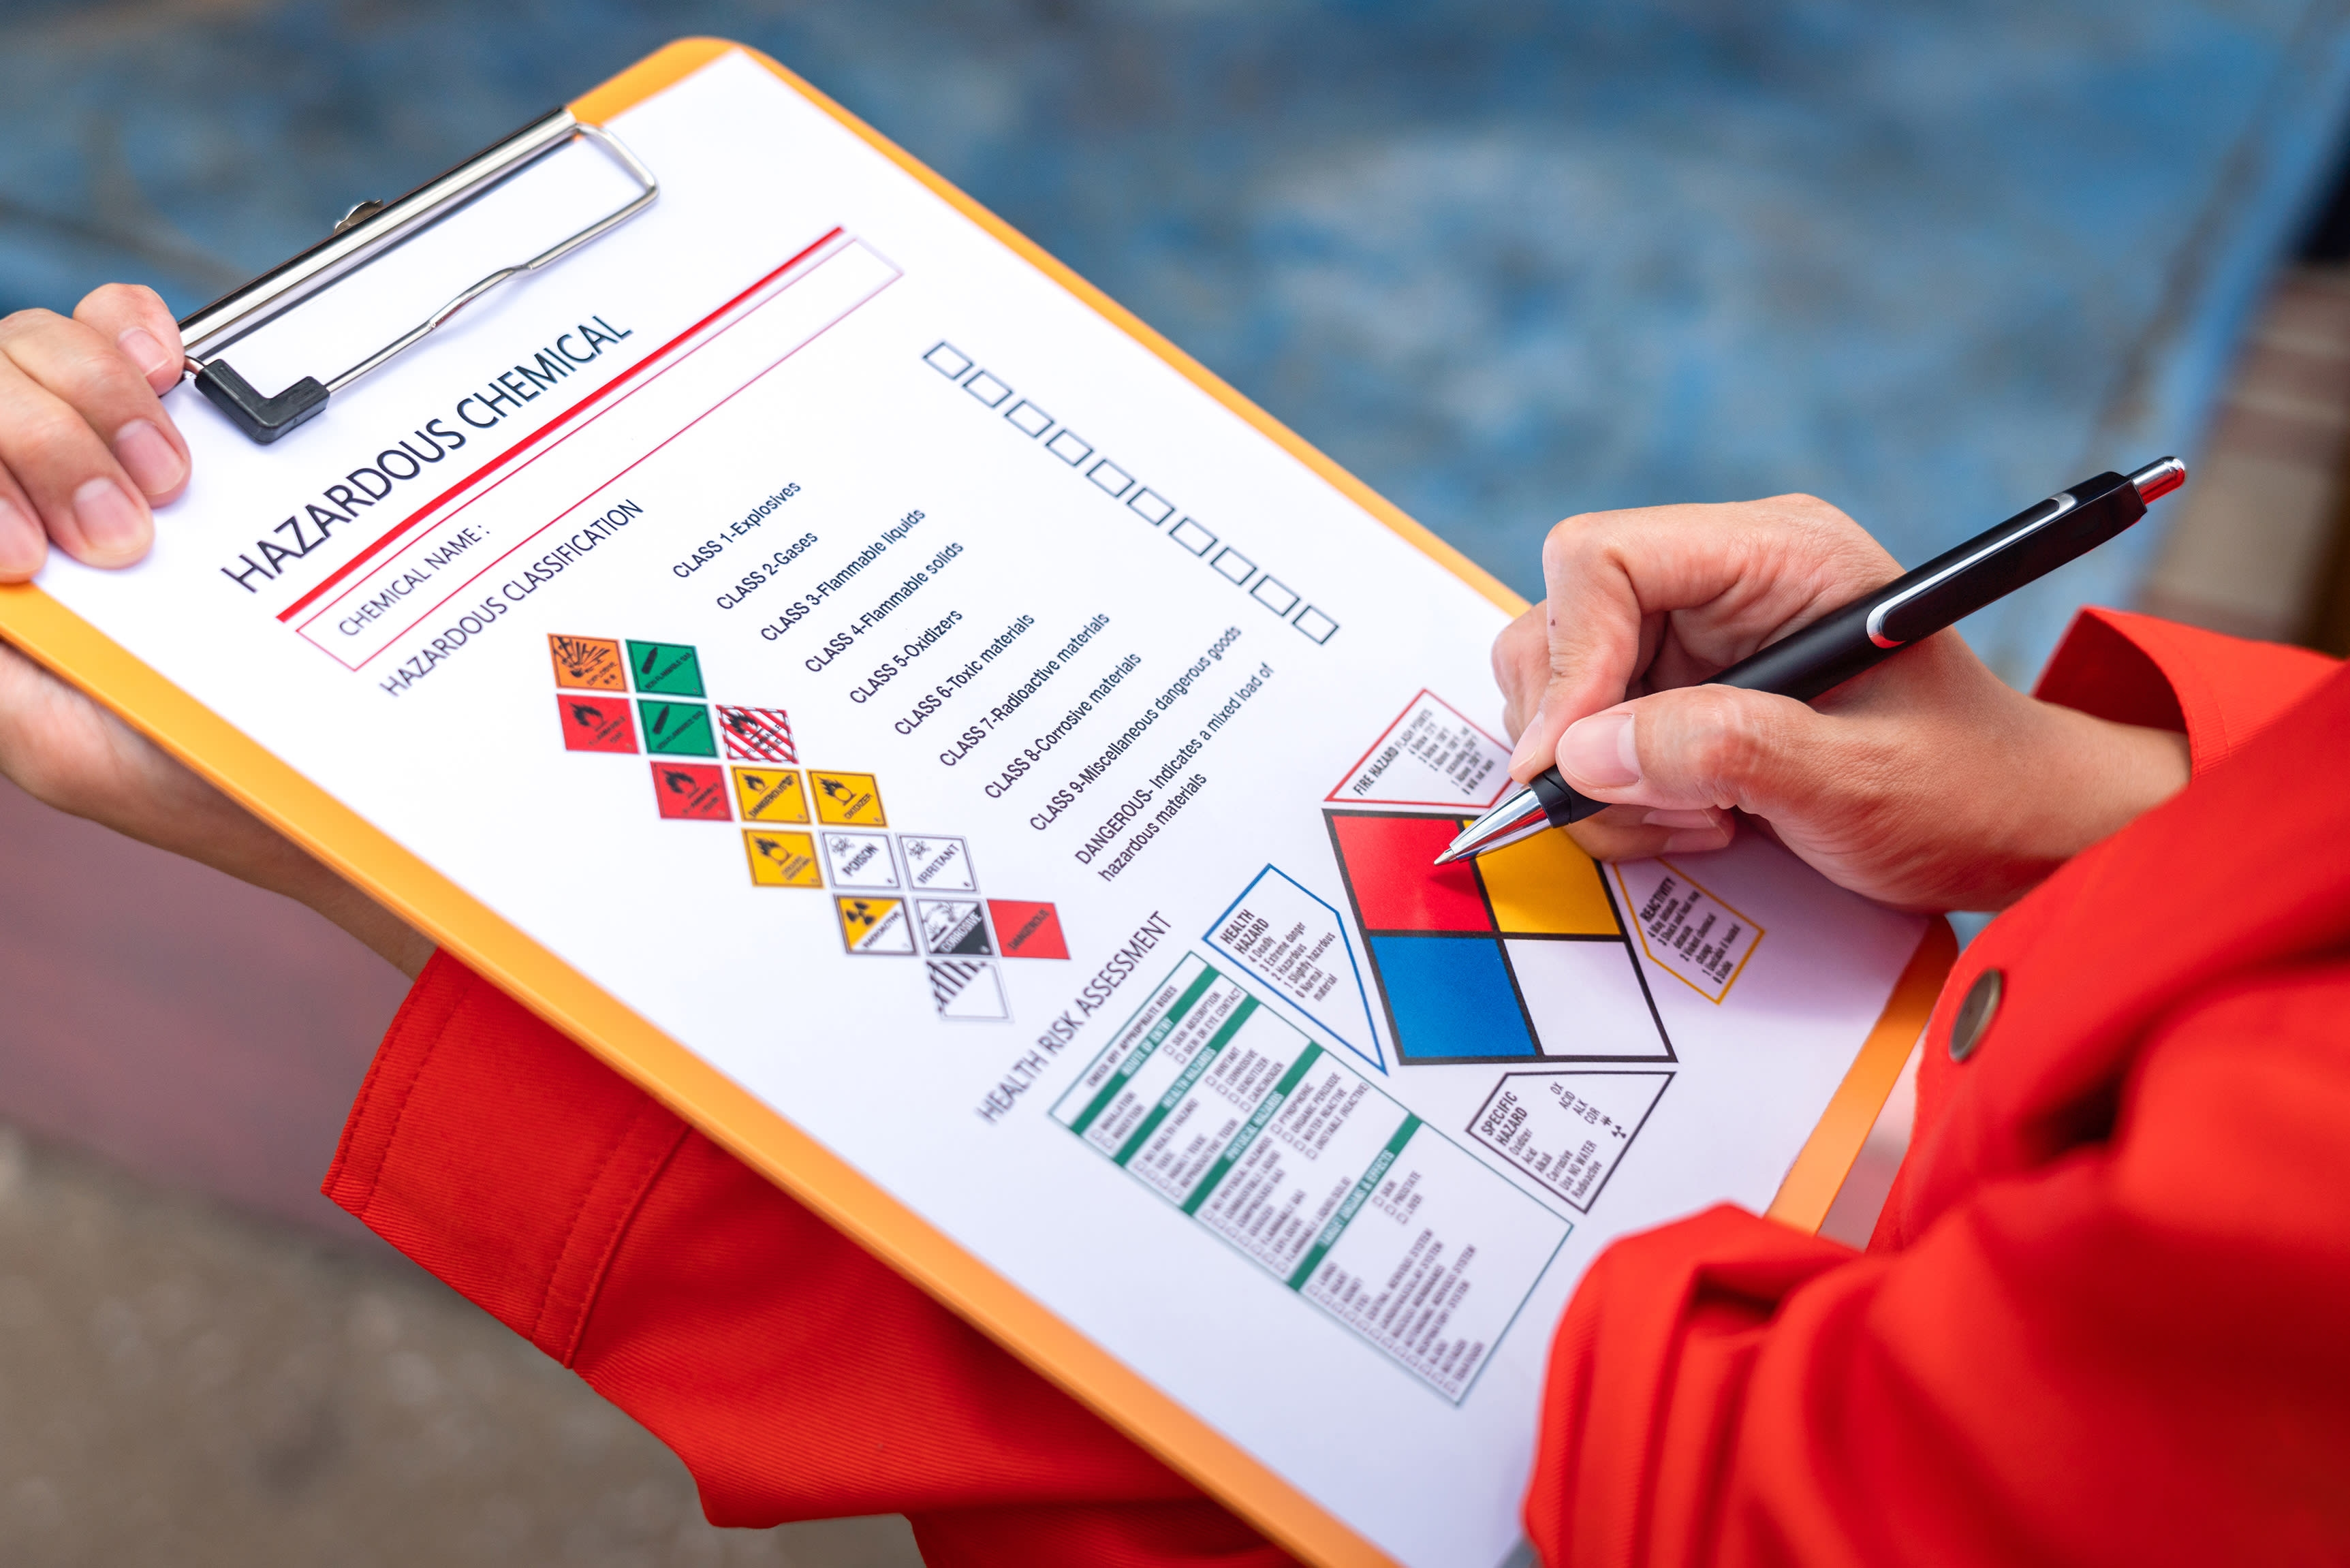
(549, 634), (627, 691)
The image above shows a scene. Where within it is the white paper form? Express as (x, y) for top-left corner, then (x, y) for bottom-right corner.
(29, 51), (1928, 1568)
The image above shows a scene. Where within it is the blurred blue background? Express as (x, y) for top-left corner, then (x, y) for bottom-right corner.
(5, 0), (2350, 680)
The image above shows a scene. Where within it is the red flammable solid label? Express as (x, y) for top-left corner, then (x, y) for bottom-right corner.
(557, 693), (637, 753)
(651, 762), (732, 821)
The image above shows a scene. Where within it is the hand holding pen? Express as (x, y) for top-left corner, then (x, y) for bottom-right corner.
(1468, 463), (2193, 913)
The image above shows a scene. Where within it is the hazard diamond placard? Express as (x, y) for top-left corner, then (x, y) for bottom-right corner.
(650, 762), (731, 821)
(918, 898), (993, 957)
(627, 640), (705, 696)
(638, 700), (717, 757)
(988, 900), (1069, 960)
(809, 770), (885, 826)
(548, 634), (625, 691)
(556, 694), (636, 753)
(836, 896), (915, 954)
(743, 830), (822, 888)
(716, 705), (796, 762)
(732, 767), (809, 823)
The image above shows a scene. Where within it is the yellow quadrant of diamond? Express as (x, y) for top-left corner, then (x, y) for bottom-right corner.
(743, 830), (823, 888)
(1479, 828), (1621, 935)
(732, 766), (810, 823)
(809, 769), (886, 826)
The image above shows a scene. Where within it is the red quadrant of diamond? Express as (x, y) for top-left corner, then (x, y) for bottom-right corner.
(1328, 812), (1491, 932)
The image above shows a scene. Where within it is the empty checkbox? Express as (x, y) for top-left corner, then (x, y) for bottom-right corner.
(1088, 458), (1134, 497)
(1170, 518), (1217, 555)
(924, 342), (974, 379)
(1005, 399), (1052, 437)
(1211, 546), (1254, 583)
(1046, 429), (1093, 466)
(1251, 576), (1299, 616)
(1293, 606), (1338, 644)
(965, 371), (1013, 407)
(1127, 488), (1174, 524)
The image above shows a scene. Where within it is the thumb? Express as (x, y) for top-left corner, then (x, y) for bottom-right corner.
(1555, 683), (1834, 816)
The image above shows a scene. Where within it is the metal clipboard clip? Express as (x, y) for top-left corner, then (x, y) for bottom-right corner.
(176, 109), (658, 445)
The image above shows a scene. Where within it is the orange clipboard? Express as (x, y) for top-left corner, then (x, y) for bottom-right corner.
(0, 38), (1956, 1568)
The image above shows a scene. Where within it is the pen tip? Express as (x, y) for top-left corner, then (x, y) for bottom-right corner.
(1430, 846), (1463, 866)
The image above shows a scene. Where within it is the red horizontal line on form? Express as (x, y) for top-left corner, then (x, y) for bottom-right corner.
(275, 225), (847, 624)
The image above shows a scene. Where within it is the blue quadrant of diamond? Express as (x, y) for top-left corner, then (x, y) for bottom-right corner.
(1366, 936), (1535, 1061)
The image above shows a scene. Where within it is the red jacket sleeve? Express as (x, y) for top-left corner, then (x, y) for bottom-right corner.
(1526, 964), (2350, 1566)
(1524, 611), (2350, 1567)
(325, 956), (1294, 1568)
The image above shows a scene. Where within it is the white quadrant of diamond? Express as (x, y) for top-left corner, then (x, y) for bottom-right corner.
(821, 830), (898, 888)
(1503, 939), (1672, 1061)
(918, 898), (994, 956)
(898, 834), (977, 892)
(930, 958), (1008, 1020)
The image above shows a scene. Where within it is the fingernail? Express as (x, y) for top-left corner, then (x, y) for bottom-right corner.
(72, 477), (148, 557)
(118, 326), (174, 383)
(0, 496), (41, 576)
(114, 419), (186, 497)
(1663, 825), (1732, 855)
(1642, 808), (1715, 830)
(1506, 697), (1548, 772)
(1561, 710), (1640, 787)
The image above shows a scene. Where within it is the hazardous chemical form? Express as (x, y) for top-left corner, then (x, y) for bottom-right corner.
(17, 48), (1939, 1568)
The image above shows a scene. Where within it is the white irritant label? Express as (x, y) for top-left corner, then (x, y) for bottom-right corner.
(1611, 860), (1762, 1001)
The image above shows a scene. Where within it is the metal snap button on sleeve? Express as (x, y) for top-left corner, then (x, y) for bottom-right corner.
(1949, 968), (2003, 1063)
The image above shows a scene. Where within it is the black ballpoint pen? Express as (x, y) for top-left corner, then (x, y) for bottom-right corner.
(1433, 455), (2191, 866)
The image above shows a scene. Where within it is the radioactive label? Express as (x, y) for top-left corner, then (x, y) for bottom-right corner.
(836, 896), (915, 954)
(717, 705), (797, 762)
(549, 634), (625, 690)
(899, 834), (976, 892)
(732, 767), (809, 823)
(627, 640), (705, 696)
(918, 898), (994, 956)
(822, 830), (898, 888)
(638, 700), (717, 757)
(556, 694), (636, 753)
(809, 770), (885, 826)
(988, 899), (1069, 960)
(650, 762), (731, 821)
(929, 958), (1009, 1020)
(744, 830), (822, 888)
